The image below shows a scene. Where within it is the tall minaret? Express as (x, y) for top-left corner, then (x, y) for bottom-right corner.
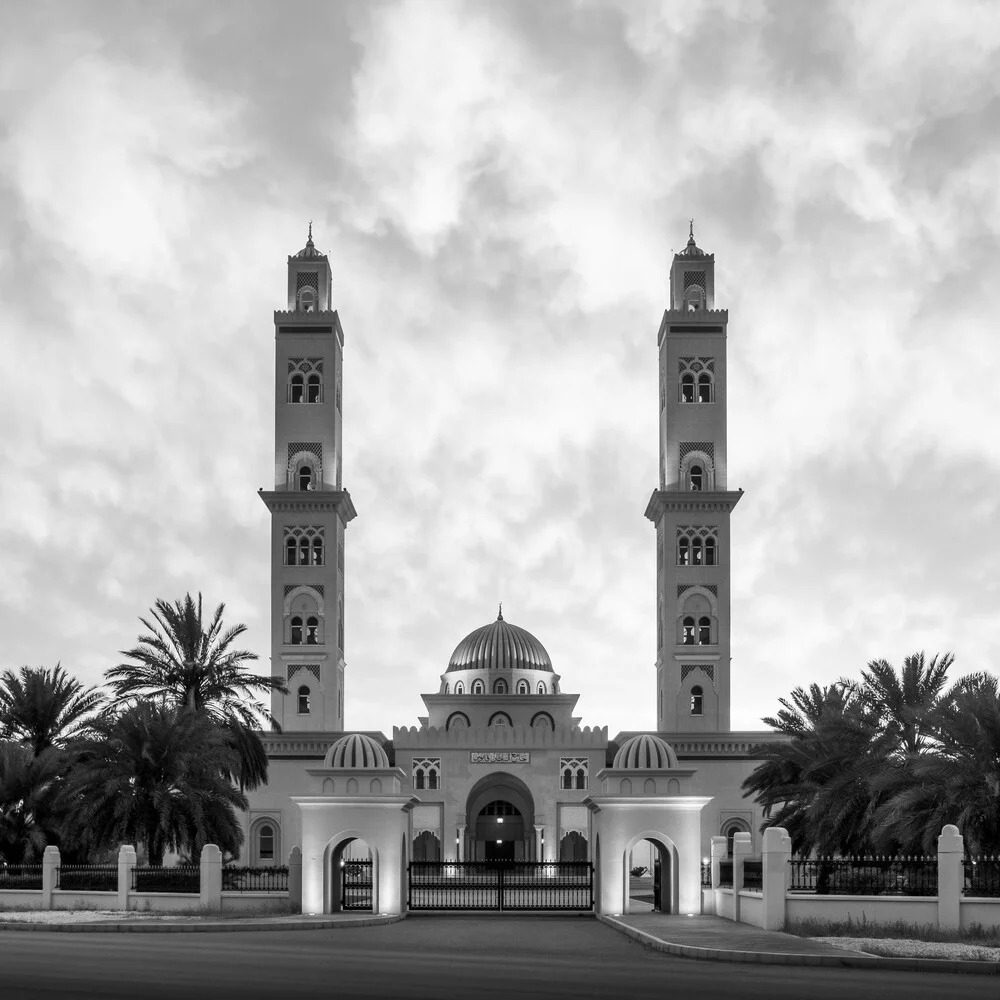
(644, 224), (742, 733)
(259, 226), (357, 732)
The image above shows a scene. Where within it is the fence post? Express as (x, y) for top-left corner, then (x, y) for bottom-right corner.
(200, 844), (223, 911)
(118, 845), (136, 911)
(761, 827), (791, 931)
(710, 835), (727, 917)
(41, 845), (59, 911)
(732, 832), (752, 923)
(937, 824), (963, 931)
(288, 846), (303, 913)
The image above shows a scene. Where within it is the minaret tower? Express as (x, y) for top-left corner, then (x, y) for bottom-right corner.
(644, 224), (742, 732)
(259, 226), (357, 732)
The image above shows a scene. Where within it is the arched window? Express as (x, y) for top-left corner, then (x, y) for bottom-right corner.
(691, 536), (703, 565)
(689, 465), (703, 491)
(685, 285), (704, 311)
(286, 537), (297, 565)
(698, 616), (711, 645)
(454, 681), (464, 695)
(306, 616), (319, 644)
(446, 712), (470, 731)
(311, 537), (323, 565)
(472, 680), (484, 695)
(290, 616), (303, 645)
(682, 616), (695, 645)
(489, 712), (512, 728)
(691, 686), (704, 716)
(258, 823), (275, 861)
(722, 820), (751, 857)
(537, 682), (546, 694)
(562, 768), (573, 790)
(680, 372), (695, 403)
(705, 537), (716, 565)
(516, 680), (529, 695)
(297, 686), (310, 714)
(289, 374), (305, 403)
(697, 372), (713, 402)
(427, 767), (439, 790)
(531, 712), (553, 731)
(306, 373), (321, 403)
(576, 768), (586, 790)
(493, 678), (507, 694)
(298, 287), (316, 312)
(677, 536), (690, 566)
(298, 465), (313, 491)
(414, 768), (425, 790)
(298, 537), (310, 565)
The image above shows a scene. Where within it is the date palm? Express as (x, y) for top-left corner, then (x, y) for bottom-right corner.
(0, 664), (105, 756)
(105, 593), (286, 789)
(66, 701), (248, 866)
(0, 741), (64, 863)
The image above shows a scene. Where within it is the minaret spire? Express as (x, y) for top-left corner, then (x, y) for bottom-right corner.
(497, 602), (504, 622)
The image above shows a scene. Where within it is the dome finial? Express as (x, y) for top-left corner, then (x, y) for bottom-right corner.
(306, 220), (314, 248)
(688, 218), (696, 246)
(497, 602), (503, 621)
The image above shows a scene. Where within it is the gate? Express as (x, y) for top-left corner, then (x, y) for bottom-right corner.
(341, 859), (373, 910)
(408, 861), (593, 911)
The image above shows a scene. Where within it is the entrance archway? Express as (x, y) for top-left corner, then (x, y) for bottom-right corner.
(623, 832), (677, 915)
(324, 835), (374, 914)
(465, 772), (536, 861)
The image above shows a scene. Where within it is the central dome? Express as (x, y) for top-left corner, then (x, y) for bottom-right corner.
(446, 611), (553, 673)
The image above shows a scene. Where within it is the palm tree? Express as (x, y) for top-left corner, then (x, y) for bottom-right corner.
(105, 593), (286, 789)
(66, 701), (248, 866)
(871, 672), (1000, 855)
(0, 741), (64, 864)
(0, 664), (105, 756)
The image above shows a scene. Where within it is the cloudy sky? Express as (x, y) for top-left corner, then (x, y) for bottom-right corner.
(1, 0), (998, 739)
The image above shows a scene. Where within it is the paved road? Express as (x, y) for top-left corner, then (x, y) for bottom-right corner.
(0, 915), (994, 1000)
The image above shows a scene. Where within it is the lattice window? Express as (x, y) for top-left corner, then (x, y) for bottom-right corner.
(681, 663), (715, 683)
(287, 357), (324, 374)
(683, 270), (706, 290)
(283, 526), (326, 566)
(677, 584), (718, 597)
(296, 272), (319, 291)
(412, 757), (441, 791)
(676, 527), (719, 566)
(287, 663), (321, 683)
(679, 442), (714, 461)
(678, 358), (715, 402)
(560, 757), (589, 790)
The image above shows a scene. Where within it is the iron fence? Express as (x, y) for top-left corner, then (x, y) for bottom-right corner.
(408, 861), (593, 911)
(222, 866), (289, 893)
(0, 865), (43, 890)
(718, 860), (733, 888)
(742, 859), (763, 891)
(131, 866), (200, 893)
(700, 861), (712, 888)
(342, 860), (372, 910)
(55, 866), (117, 892)
(963, 857), (1000, 897)
(788, 857), (937, 896)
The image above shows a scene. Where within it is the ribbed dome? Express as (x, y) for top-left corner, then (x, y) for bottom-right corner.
(446, 612), (553, 673)
(290, 224), (327, 260)
(614, 734), (678, 770)
(328, 733), (389, 769)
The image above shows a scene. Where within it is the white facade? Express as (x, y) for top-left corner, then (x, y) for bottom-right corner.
(245, 227), (786, 914)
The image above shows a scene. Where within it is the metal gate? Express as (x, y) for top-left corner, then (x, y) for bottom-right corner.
(408, 861), (593, 911)
(341, 859), (373, 910)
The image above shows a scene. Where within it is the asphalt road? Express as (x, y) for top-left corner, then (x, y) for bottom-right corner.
(0, 915), (995, 1000)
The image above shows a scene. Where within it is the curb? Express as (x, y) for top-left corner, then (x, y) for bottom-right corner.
(0, 914), (403, 934)
(598, 915), (1000, 976)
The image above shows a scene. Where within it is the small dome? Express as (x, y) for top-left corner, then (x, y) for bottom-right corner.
(614, 734), (678, 770)
(328, 733), (388, 769)
(290, 223), (327, 260)
(446, 611), (553, 674)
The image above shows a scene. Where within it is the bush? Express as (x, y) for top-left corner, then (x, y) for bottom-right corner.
(630, 866), (648, 878)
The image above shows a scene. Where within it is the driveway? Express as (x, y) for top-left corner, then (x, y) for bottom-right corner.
(0, 914), (994, 999)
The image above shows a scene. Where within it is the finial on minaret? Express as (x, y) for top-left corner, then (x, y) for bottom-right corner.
(688, 218), (696, 245)
(306, 220), (314, 248)
(497, 603), (503, 621)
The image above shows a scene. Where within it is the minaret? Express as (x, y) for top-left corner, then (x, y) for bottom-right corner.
(258, 226), (357, 732)
(644, 224), (742, 732)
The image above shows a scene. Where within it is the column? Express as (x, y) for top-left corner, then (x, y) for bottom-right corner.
(761, 827), (791, 931)
(457, 825), (466, 862)
(117, 845), (136, 911)
(288, 846), (303, 913)
(534, 826), (544, 863)
(200, 843), (223, 910)
(937, 824), (963, 931)
(731, 831), (752, 924)
(41, 845), (59, 911)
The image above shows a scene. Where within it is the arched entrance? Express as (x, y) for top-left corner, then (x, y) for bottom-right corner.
(464, 772), (536, 862)
(623, 832), (677, 915)
(324, 835), (374, 914)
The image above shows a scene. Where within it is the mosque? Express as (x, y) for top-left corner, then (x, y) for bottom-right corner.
(242, 225), (785, 915)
